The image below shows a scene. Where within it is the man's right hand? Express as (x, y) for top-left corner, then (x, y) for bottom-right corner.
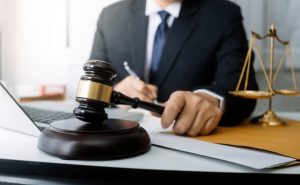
(114, 76), (158, 103)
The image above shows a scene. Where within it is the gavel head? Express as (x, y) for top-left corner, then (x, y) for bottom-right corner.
(73, 60), (117, 123)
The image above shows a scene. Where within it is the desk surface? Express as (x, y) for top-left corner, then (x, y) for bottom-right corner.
(0, 101), (299, 183)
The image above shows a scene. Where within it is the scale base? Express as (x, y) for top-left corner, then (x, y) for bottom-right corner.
(38, 118), (151, 159)
(250, 110), (287, 126)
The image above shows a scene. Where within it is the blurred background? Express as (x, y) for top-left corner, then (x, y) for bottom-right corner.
(0, 0), (299, 113)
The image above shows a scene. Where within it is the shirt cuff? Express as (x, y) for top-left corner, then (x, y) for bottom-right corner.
(193, 89), (225, 112)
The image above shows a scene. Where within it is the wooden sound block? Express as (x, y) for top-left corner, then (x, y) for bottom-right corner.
(38, 118), (151, 159)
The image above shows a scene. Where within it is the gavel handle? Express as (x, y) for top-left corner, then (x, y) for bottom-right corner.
(111, 91), (164, 115)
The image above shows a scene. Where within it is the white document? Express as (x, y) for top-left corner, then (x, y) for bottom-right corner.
(150, 133), (296, 169)
(138, 114), (296, 170)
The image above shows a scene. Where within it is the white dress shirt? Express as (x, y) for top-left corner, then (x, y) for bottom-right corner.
(144, 0), (224, 111)
(144, 0), (181, 81)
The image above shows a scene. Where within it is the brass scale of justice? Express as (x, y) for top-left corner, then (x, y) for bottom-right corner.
(230, 24), (299, 126)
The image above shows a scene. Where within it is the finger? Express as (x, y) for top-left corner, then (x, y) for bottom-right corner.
(147, 84), (158, 92)
(187, 105), (222, 136)
(146, 84), (158, 98)
(113, 76), (132, 93)
(172, 98), (199, 135)
(130, 89), (153, 102)
(140, 96), (155, 103)
(200, 109), (222, 135)
(131, 81), (157, 100)
(200, 117), (218, 135)
(130, 78), (146, 92)
(142, 86), (157, 100)
(114, 77), (155, 101)
(161, 92), (186, 129)
(172, 108), (198, 135)
(125, 84), (149, 100)
(186, 101), (215, 136)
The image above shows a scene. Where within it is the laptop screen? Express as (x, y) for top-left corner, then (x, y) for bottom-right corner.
(0, 82), (40, 137)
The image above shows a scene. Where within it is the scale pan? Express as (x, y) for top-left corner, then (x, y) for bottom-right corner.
(229, 90), (273, 99)
(274, 89), (300, 96)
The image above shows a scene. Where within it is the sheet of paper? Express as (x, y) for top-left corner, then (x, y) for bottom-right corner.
(150, 133), (296, 169)
(138, 114), (296, 170)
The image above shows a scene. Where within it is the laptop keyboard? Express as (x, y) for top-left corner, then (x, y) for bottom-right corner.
(22, 106), (75, 124)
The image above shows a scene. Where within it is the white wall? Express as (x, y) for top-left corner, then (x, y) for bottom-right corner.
(0, 0), (120, 98)
(6, 0), (67, 85)
(0, 0), (5, 79)
(66, 0), (120, 98)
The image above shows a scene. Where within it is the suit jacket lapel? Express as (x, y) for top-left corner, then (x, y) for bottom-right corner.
(127, 0), (148, 80)
(155, 0), (198, 87)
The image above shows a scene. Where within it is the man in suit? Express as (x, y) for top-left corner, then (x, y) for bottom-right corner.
(90, 0), (258, 136)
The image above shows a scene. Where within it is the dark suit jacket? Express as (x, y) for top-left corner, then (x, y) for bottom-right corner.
(90, 0), (258, 125)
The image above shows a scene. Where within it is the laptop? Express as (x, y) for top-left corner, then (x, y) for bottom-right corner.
(0, 82), (144, 137)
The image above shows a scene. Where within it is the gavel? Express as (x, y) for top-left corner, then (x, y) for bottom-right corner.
(73, 60), (165, 123)
(38, 60), (163, 159)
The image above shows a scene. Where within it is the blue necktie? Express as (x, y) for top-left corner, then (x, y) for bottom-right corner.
(149, 11), (170, 83)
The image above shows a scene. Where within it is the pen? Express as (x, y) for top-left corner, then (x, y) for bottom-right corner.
(123, 61), (139, 79)
(123, 61), (160, 105)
